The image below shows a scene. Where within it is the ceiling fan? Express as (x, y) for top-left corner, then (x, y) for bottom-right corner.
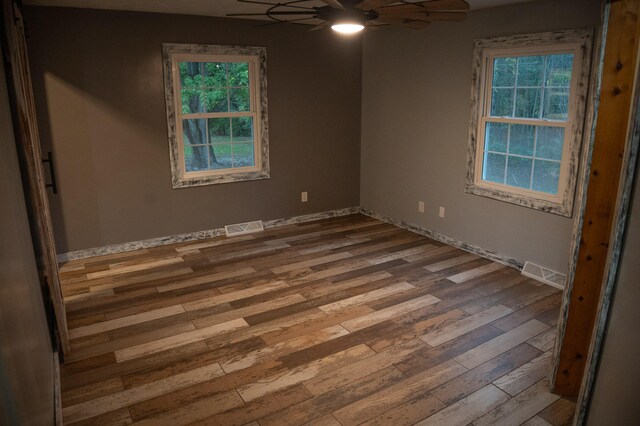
(227, 0), (470, 34)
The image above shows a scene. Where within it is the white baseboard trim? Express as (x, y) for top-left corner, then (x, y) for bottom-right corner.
(57, 207), (360, 262)
(360, 208), (524, 271)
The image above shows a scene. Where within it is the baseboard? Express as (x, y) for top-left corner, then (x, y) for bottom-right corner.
(57, 207), (360, 262)
(57, 206), (525, 274)
(360, 208), (524, 271)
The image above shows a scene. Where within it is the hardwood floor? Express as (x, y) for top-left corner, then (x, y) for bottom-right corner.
(58, 214), (576, 425)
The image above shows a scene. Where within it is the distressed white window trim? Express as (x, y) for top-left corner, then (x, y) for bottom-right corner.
(162, 43), (270, 188)
(465, 29), (593, 217)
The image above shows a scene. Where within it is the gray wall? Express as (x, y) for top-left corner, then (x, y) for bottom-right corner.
(25, 7), (362, 253)
(586, 157), (640, 424)
(0, 43), (54, 424)
(360, 0), (601, 273)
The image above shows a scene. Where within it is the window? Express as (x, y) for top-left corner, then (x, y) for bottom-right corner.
(466, 29), (593, 216)
(162, 44), (269, 188)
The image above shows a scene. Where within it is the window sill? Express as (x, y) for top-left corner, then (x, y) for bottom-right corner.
(465, 181), (572, 217)
(172, 170), (270, 189)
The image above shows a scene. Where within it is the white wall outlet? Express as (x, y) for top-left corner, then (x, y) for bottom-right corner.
(439, 206), (445, 218)
(418, 201), (425, 213)
(301, 191), (308, 202)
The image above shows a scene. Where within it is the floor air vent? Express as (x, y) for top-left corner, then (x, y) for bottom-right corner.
(521, 261), (566, 289)
(225, 220), (264, 237)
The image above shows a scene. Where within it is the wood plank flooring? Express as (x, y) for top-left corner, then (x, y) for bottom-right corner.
(58, 214), (576, 425)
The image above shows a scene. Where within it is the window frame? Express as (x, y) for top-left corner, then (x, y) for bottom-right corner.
(465, 29), (593, 217)
(162, 44), (270, 188)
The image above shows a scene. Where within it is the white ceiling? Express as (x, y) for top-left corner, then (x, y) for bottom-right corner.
(23, 0), (540, 23)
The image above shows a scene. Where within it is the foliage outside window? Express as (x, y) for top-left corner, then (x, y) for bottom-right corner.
(466, 30), (593, 216)
(162, 44), (269, 188)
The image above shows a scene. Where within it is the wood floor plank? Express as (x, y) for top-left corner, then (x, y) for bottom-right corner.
(130, 389), (244, 425)
(62, 362), (224, 424)
(220, 325), (350, 373)
(420, 305), (513, 347)
(472, 379), (560, 426)
(318, 281), (414, 314)
(86, 257), (185, 280)
(303, 338), (427, 396)
(493, 351), (553, 396)
(332, 358), (467, 425)
(114, 318), (249, 362)
(414, 384), (510, 426)
(181, 280), (289, 311)
(69, 305), (186, 339)
(237, 343), (375, 402)
(454, 320), (549, 369)
(430, 343), (541, 406)
(156, 267), (257, 292)
(341, 293), (441, 332)
(447, 262), (506, 283)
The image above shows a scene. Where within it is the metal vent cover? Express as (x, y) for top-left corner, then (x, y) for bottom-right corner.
(225, 220), (264, 237)
(521, 261), (566, 289)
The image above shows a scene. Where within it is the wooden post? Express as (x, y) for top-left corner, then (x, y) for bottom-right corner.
(553, 0), (640, 396)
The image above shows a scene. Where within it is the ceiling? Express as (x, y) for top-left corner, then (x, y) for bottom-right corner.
(23, 0), (540, 24)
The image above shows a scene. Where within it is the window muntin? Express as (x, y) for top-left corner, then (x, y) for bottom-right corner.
(466, 30), (592, 217)
(163, 44), (269, 188)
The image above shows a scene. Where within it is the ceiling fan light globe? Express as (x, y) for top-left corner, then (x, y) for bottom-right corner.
(331, 22), (365, 34)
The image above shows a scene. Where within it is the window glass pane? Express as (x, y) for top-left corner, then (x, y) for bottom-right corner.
(203, 62), (227, 87)
(208, 118), (231, 144)
(532, 159), (561, 194)
(203, 89), (228, 113)
(211, 144), (232, 169)
(516, 56), (543, 87)
(491, 88), (514, 117)
(508, 124), (535, 156)
(514, 88), (541, 118)
(542, 87), (569, 120)
(230, 88), (250, 112)
(228, 62), (250, 87)
(536, 126), (564, 160)
(181, 89), (204, 114)
(179, 62), (203, 87)
(232, 117), (254, 142)
(483, 152), (506, 184)
(493, 57), (516, 87)
(185, 145), (209, 172)
(233, 143), (255, 168)
(506, 156), (533, 189)
(545, 54), (573, 87)
(182, 119), (206, 145)
(485, 122), (508, 153)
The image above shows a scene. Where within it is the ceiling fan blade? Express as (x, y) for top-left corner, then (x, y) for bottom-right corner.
(376, 9), (467, 22)
(355, 0), (399, 11)
(319, 0), (345, 9)
(375, 16), (431, 29)
(227, 11), (315, 16)
(310, 21), (331, 31)
(407, 0), (470, 12)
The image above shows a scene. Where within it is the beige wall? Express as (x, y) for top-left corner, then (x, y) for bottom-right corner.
(586, 157), (640, 424)
(25, 7), (362, 253)
(360, 0), (601, 273)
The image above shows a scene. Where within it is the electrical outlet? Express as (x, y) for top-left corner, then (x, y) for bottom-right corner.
(301, 191), (308, 202)
(439, 206), (445, 218)
(418, 201), (425, 213)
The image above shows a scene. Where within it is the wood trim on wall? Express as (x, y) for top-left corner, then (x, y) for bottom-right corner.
(1, 0), (69, 354)
(552, 0), (640, 398)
